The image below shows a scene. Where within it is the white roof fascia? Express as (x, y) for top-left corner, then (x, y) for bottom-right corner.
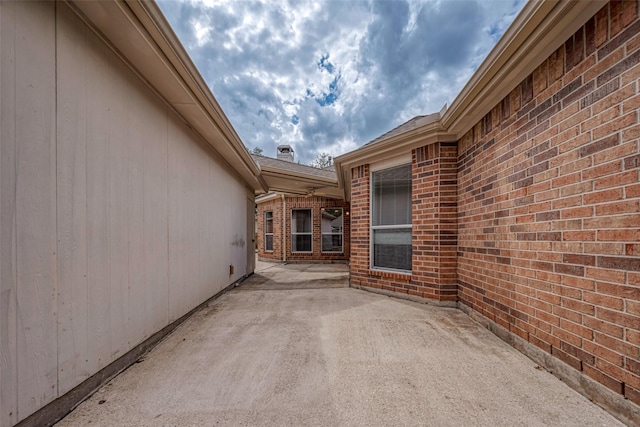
(255, 192), (282, 204)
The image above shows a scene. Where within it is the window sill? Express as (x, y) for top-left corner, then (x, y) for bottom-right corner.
(368, 268), (412, 281)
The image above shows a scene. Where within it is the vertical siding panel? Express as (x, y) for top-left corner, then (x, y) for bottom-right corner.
(144, 106), (168, 334)
(197, 146), (209, 301)
(207, 152), (220, 291)
(207, 153), (220, 293)
(246, 196), (255, 275)
(14, 0), (58, 418)
(185, 137), (199, 310)
(167, 115), (185, 322)
(127, 80), (146, 346)
(225, 184), (233, 284)
(229, 184), (246, 282)
(0, 1), (18, 425)
(210, 161), (227, 290)
(85, 21), (112, 374)
(56, 3), (89, 395)
(109, 58), (130, 357)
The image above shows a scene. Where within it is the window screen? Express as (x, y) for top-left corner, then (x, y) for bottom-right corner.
(371, 164), (412, 271)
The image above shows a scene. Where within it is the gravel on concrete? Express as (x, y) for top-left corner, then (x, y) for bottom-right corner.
(56, 261), (624, 427)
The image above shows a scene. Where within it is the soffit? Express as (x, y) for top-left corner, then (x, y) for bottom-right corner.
(252, 154), (343, 199)
(260, 173), (344, 199)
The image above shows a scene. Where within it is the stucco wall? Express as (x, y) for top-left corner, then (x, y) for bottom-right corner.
(457, 0), (640, 406)
(0, 3), (254, 426)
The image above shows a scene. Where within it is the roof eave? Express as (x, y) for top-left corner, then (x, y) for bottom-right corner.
(255, 192), (282, 204)
(335, 0), (606, 195)
(68, 0), (268, 194)
(443, 0), (607, 137)
(334, 122), (454, 166)
(334, 122), (456, 195)
(259, 167), (337, 186)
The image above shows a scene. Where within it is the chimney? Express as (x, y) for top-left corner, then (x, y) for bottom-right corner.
(277, 145), (294, 162)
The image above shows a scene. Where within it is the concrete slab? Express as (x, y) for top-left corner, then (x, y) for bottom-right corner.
(56, 263), (623, 427)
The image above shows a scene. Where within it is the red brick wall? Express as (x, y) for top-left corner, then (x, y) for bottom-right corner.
(284, 196), (350, 262)
(458, 1), (640, 405)
(349, 143), (458, 302)
(256, 197), (284, 261)
(411, 143), (458, 301)
(256, 195), (350, 262)
(349, 165), (371, 281)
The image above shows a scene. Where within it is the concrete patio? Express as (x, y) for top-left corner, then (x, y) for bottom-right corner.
(56, 261), (623, 426)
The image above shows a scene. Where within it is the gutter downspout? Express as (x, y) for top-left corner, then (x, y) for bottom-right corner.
(281, 194), (287, 264)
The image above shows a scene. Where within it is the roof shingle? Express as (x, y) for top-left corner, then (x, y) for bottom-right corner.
(252, 154), (336, 179)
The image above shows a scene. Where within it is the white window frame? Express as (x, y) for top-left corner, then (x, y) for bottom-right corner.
(321, 207), (343, 253)
(291, 208), (312, 253)
(370, 163), (412, 274)
(264, 211), (273, 252)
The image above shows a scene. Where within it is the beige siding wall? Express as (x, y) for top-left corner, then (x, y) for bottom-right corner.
(0, 3), (253, 426)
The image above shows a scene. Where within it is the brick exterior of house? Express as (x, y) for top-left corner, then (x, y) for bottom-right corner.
(256, 197), (285, 261)
(256, 195), (350, 262)
(349, 0), (640, 408)
(458, 0), (640, 405)
(350, 144), (459, 302)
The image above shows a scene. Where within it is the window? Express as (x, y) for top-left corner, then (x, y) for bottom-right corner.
(264, 211), (273, 252)
(291, 209), (312, 252)
(371, 164), (412, 272)
(321, 208), (343, 252)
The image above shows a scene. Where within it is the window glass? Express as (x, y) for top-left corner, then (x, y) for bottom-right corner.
(321, 208), (343, 252)
(372, 164), (411, 226)
(291, 209), (312, 252)
(372, 228), (411, 270)
(264, 211), (273, 251)
(371, 164), (412, 272)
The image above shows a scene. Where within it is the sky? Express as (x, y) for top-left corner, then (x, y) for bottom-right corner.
(158, 0), (526, 165)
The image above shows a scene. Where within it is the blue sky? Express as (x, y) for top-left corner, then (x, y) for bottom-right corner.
(158, 0), (526, 164)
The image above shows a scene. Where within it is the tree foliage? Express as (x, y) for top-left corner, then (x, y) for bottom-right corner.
(250, 146), (263, 155)
(310, 152), (332, 168)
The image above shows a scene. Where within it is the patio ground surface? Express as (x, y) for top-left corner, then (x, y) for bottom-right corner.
(56, 260), (624, 426)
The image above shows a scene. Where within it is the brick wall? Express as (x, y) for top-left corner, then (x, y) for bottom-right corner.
(413, 143), (458, 301)
(284, 196), (350, 262)
(256, 197), (284, 261)
(458, 0), (640, 405)
(349, 165), (371, 281)
(349, 143), (458, 302)
(256, 195), (350, 262)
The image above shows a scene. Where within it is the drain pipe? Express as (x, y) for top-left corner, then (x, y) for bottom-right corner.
(281, 194), (287, 264)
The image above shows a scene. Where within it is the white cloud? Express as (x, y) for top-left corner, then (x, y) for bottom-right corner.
(158, 0), (525, 164)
